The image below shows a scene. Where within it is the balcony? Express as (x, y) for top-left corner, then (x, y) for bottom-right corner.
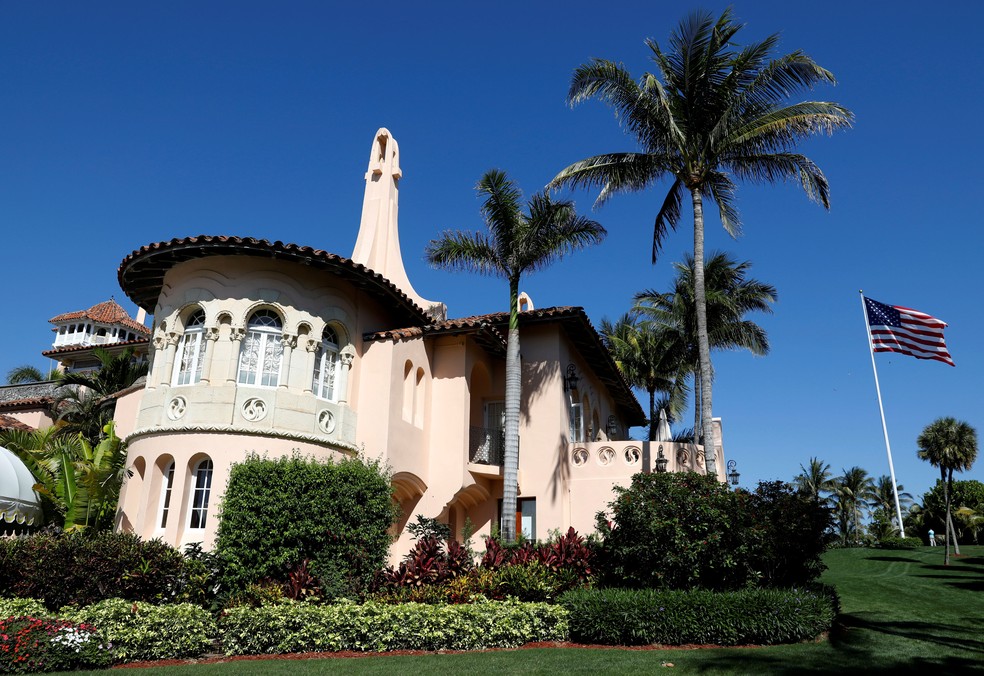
(468, 425), (504, 466)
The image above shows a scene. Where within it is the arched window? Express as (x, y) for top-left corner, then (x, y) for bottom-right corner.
(312, 326), (339, 400)
(188, 458), (213, 530)
(238, 310), (283, 387)
(157, 461), (175, 530)
(172, 310), (207, 386)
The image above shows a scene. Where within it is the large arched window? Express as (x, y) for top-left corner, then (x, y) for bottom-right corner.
(238, 309), (283, 387)
(187, 458), (213, 530)
(172, 310), (207, 386)
(312, 326), (339, 400)
(157, 461), (175, 530)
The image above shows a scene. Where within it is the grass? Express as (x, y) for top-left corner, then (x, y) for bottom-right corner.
(76, 546), (984, 675)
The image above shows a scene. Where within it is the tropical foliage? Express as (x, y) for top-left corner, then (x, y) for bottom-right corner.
(550, 8), (851, 474)
(5, 365), (60, 384)
(426, 169), (605, 541)
(917, 417), (979, 563)
(831, 466), (875, 546)
(794, 457), (836, 505)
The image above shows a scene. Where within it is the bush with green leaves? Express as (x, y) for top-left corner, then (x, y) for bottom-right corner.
(63, 598), (216, 662)
(0, 615), (114, 673)
(877, 536), (921, 550)
(216, 453), (397, 600)
(560, 586), (836, 646)
(0, 530), (185, 610)
(0, 598), (50, 619)
(220, 598), (568, 654)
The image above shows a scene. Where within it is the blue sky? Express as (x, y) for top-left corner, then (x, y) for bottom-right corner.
(1, 1), (980, 505)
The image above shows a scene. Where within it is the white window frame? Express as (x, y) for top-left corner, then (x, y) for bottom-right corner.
(238, 310), (283, 387)
(312, 326), (339, 400)
(568, 396), (584, 443)
(156, 461), (175, 531)
(187, 458), (213, 530)
(172, 310), (207, 386)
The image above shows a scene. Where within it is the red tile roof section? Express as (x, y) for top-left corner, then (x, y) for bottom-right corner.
(41, 338), (150, 358)
(0, 398), (53, 411)
(49, 299), (150, 336)
(0, 414), (34, 432)
(117, 235), (433, 327)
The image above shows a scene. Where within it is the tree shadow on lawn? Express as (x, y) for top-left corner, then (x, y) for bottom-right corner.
(863, 556), (921, 563)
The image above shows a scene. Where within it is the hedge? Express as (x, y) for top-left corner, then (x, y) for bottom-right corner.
(220, 599), (569, 654)
(560, 587), (837, 646)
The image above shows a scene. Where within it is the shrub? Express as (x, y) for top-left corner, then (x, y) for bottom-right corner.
(63, 598), (216, 662)
(0, 598), (50, 619)
(0, 530), (185, 609)
(560, 587), (836, 646)
(219, 599), (568, 654)
(216, 454), (396, 599)
(878, 536), (921, 550)
(0, 616), (113, 673)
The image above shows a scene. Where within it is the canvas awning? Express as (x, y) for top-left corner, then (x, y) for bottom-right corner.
(0, 446), (43, 526)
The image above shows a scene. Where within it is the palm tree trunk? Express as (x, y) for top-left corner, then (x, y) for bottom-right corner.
(691, 189), (717, 478)
(501, 276), (521, 543)
(648, 388), (657, 441)
(947, 468), (961, 557)
(943, 469), (951, 565)
(693, 362), (700, 444)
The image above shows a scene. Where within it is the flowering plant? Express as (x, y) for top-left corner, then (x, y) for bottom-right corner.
(0, 616), (114, 673)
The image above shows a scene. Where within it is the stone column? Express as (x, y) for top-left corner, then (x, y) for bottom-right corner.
(147, 334), (167, 390)
(158, 332), (180, 388)
(337, 346), (355, 405)
(279, 333), (297, 389)
(302, 338), (319, 395)
(199, 327), (220, 384)
(226, 327), (245, 384)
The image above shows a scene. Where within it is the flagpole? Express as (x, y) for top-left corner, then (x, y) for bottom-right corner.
(860, 291), (906, 538)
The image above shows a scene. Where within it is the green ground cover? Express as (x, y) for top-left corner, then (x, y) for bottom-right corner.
(71, 546), (984, 675)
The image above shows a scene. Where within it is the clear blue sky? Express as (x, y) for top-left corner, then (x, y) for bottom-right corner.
(1, 1), (980, 505)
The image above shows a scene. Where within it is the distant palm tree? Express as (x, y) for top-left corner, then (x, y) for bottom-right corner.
(426, 169), (605, 542)
(634, 252), (775, 441)
(794, 457), (836, 505)
(918, 417), (979, 564)
(869, 475), (914, 536)
(600, 313), (687, 440)
(833, 466), (876, 546)
(549, 8), (851, 474)
(6, 365), (60, 384)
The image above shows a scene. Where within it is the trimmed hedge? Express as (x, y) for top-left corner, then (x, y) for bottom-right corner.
(560, 587), (837, 646)
(878, 537), (921, 550)
(63, 598), (216, 662)
(220, 599), (569, 654)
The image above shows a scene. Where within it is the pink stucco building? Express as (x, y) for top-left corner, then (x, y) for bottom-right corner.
(70, 129), (724, 559)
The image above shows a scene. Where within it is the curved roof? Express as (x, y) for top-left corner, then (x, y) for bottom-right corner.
(50, 299), (150, 336)
(0, 446), (43, 526)
(118, 235), (433, 327)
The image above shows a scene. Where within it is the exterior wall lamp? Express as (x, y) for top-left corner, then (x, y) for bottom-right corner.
(655, 444), (668, 473)
(606, 414), (618, 440)
(727, 459), (740, 486)
(564, 363), (580, 393)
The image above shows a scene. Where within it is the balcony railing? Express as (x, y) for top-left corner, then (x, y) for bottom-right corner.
(468, 426), (504, 466)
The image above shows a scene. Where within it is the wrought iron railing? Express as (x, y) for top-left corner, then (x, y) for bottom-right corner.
(468, 426), (504, 466)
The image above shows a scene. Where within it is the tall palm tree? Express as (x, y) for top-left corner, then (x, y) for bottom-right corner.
(794, 457), (836, 505)
(600, 313), (687, 440)
(869, 475), (914, 536)
(917, 417), (979, 564)
(426, 169), (605, 542)
(634, 252), (775, 441)
(833, 466), (875, 546)
(6, 365), (60, 384)
(548, 9), (852, 475)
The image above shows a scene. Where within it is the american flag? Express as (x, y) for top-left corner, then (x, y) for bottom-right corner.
(864, 297), (954, 366)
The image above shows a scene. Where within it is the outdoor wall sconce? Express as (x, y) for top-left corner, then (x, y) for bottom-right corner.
(655, 444), (668, 473)
(564, 363), (580, 393)
(606, 415), (618, 440)
(727, 459), (740, 486)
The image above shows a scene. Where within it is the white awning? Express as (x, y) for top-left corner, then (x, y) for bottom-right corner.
(0, 446), (43, 526)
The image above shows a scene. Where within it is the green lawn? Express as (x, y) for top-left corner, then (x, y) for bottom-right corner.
(87, 547), (984, 675)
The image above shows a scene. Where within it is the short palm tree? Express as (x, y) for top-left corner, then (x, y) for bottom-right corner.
(918, 417), (979, 564)
(869, 475), (914, 537)
(6, 365), (60, 384)
(426, 169), (605, 542)
(600, 313), (687, 441)
(794, 457), (836, 505)
(549, 9), (851, 475)
(833, 466), (875, 546)
(634, 252), (775, 441)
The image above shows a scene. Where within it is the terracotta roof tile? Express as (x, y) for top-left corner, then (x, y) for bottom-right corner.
(0, 414), (34, 432)
(42, 337), (150, 358)
(50, 299), (149, 336)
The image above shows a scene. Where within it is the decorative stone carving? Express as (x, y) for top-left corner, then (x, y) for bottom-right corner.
(624, 446), (641, 465)
(317, 409), (336, 434)
(598, 446), (616, 466)
(339, 349), (355, 367)
(677, 448), (690, 466)
(280, 333), (297, 349)
(304, 338), (320, 353)
(229, 327), (246, 342)
(241, 398), (268, 422)
(204, 327), (220, 341)
(571, 448), (589, 467)
(166, 396), (187, 420)
(152, 334), (167, 350)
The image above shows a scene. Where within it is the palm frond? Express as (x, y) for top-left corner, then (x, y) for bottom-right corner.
(425, 231), (504, 278)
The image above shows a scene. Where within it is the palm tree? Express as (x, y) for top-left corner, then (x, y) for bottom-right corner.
(6, 365), (60, 384)
(600, 313), (687, 440)
(548, 9), (851, 475)
(917, 417), (979, 564)
(426, 169), (605, 542)
(634, 252), (775, 441)
(869, 475), (914, 537)
(794, 457), (836, 505)
(833, 466), (875, 546)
